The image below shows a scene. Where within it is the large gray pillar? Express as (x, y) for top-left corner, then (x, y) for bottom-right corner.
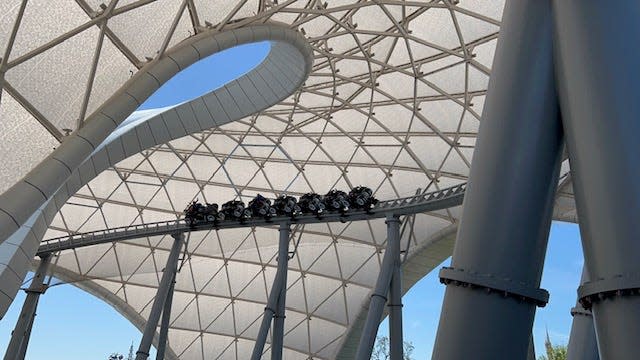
(527, 335), (536, 360)
(271, 224), (291, 360)
(388, 221), (403, 360)
(567, 268), (599, 360)
(4, 255), (52, 360)
(155, 275), (176, 360)
(251, 223), (290, 360)
(355, 215), (401, 360)
(135, 233), (184, 360)
(553, 2), (640, 359)
(431, 1), (563, 358)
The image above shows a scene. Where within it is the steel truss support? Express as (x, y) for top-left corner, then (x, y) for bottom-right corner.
(3, 255), (52, 360)
(567, 268), (599, 360)
(251, 223), (290, 360)
(355, 215), (401, 360)
(553, 1), (640, 359)
(135, 233), (184, 360)
(431, 0), (563, 358)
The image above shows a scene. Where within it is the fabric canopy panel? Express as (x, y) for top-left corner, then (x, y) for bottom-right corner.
(0, 1), (579, 359)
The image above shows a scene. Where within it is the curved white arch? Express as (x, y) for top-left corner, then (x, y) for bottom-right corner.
(0, 22), (312, 315)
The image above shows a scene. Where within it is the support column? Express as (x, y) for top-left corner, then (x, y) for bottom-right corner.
(567, 268), (599, 360)
(271, 224), (290, 360)
(15, 315), (34, 360)
(155, 274), (176, 360)
(431, 0), (563, 358)
(135, 233), (184, 360)
(355, 215), (400, 360)
(251, 223), (290, 360)
(271, 271), (288, 360)
(388, 221), (403, 360)
(553, 2), (640, 359)
(3, 255), (52, 360)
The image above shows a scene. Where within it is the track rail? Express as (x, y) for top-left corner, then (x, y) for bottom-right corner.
(37, 183), (466, 256)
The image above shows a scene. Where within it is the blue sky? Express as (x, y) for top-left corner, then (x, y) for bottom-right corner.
(0, 42), (585, 359)
(139, 41), (271, 110)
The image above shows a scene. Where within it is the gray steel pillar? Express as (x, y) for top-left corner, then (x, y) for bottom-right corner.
(553, 2), (640, 359)
(135, 233), (184, 360)
(155, 274), (176, 360)
(355, 215), (401, 360)
(251, 223), (290, 360)
(271, 224), (290, 360)
(3, 255), (52, 360)
(388, 221), (403, 360)
(567, 268), (599, 360)
(431, 0), (563, 358)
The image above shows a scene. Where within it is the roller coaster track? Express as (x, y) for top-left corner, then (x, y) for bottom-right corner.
(37, 183), (466, 256)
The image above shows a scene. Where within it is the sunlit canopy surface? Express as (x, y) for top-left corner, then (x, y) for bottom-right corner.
(0, 1), (577, 359)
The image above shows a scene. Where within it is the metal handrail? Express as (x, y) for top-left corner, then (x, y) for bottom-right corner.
(37, 183), (467, 256)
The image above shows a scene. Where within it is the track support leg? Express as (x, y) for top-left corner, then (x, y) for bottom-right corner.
(155, 273), (176, 360)
(271, 268), (288, 360)
(135, 233), (184, 360)
(388, 220), (403, 360)
(355, 215), (401, 360)
(251, 223), (290, 360)
(3, 255), (51, 360)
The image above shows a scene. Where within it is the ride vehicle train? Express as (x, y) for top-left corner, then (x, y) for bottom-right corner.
(184, 186), (378, 226)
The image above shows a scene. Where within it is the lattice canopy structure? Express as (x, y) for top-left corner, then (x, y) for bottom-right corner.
(0, 1), (577, 359)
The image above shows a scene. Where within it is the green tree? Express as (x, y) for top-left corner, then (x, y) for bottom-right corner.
(537, 332), (567, 360)
(371, 336), (415, 360)
(537, 345), (567, 360)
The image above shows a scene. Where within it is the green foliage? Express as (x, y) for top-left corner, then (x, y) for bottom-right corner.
(371, 336), (415, 360)
(538, 344), (568, 360)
